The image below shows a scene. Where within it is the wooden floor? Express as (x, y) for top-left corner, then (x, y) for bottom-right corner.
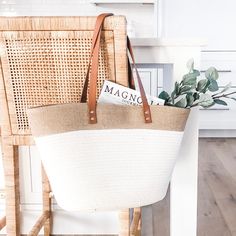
(26, 138), (236, 236)
(142, 139), (236, 236)
(197, 138), (236, 236)
(151, 138), (236, 236)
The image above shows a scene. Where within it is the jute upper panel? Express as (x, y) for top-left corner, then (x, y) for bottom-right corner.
(28, 103), (190, 137)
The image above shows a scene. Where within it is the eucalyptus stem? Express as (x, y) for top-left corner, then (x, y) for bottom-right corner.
(158, 62), (236, 109)
(212, 91), (236, 99)
(190, 103), (199, 108)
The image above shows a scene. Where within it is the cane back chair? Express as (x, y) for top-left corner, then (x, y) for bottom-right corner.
(0, 16), (141, 236)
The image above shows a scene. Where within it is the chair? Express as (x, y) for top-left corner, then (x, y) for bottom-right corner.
(0, 215), (6, 231)
(0, 15), (140, 236)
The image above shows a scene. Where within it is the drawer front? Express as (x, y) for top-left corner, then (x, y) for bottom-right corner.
(199, 109), (236, 129)
(199, 88), (236, 110)
(199, 88), (236, 129)
(201, 51), (236, 86)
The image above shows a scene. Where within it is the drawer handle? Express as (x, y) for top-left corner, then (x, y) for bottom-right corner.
(200, 108), (230, 111)
(200, 70), (232, 73)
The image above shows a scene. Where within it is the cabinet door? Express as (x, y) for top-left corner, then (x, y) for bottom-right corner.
(199, 52), (236, 130)
(201, 51), (236, 86)
(19, 146), (42, 208)
(136, 67), (163, 97)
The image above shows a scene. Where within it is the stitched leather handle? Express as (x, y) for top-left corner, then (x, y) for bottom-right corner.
(127, 37), (152, 123)
(82, 13), (152, 124)
(80, 13), (113, 103)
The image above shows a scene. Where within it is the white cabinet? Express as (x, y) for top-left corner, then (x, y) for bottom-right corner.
(137, 67), (163, 96)
(199, 52), (236, 131)
(201, 51), (236, 86)
(19, 146), (42, 208)
(90, 0), (155, 4)
(138, 62), (236, 133)
(162, 0), (236, 135)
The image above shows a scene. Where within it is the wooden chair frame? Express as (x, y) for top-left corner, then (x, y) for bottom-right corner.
(0, 215), (6, 231)
(0, 16), (141, 236)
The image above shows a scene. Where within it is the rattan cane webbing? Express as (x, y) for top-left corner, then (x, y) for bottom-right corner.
(0, 31), (114, 134)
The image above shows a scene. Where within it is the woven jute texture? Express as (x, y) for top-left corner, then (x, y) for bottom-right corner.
(27, 103), (190, 137)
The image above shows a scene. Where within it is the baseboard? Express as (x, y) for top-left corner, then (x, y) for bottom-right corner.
(199, 129), (236, 137)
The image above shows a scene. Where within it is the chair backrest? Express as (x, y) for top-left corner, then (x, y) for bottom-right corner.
(0, 16), (127, 137)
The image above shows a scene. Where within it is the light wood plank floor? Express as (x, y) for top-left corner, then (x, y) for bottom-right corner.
(34, 138), (236, 236)
(197, 138), (236, 236)
(152, 138), (236, 236)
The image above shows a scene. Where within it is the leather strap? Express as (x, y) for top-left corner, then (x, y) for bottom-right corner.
(82, 14), (152, 124)
(127, 37), (152, 123)
(88, 27), (102, 123)
(80, 13), (113, 103)
(128, 57), (135, 90)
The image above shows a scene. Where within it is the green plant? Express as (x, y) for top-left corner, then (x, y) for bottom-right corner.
(158, 60), (236, 108)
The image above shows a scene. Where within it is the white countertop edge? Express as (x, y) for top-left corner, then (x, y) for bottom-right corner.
(130, 37), (208, 47)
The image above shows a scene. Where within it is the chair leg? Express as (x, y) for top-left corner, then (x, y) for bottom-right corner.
(2, 142), (20, 236)
(119, 209), (130, 236)
(42, 165), (52, 236)
(130, 208), (141, 236)
(0, 216), (6, 230)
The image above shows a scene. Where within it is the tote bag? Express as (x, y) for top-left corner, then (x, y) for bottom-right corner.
(28, 13), (190, 211)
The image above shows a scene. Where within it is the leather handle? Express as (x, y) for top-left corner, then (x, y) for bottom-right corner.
(82, 13), (152, 124)
(127, 37), (152, 123)
(80, 13), (113, 103)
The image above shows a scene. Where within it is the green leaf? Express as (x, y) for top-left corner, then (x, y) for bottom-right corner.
(174, 81), (180, 95)
(158, 91), (170, 101)
(219, 82), (232, 94)
(208, 78), (219, 92)
(182, 76), (197, 87)
(201, 79), (211, 93)
(205, 67), (219, 80)
(199, 94), (215, 108)
(171, 90), (176, 104)
(197, 79), (208, 92)
(193, 92), (200, 100)
(214, 99), (227, 106)
(186, 93), (194, 107)
(182, 70), (199, 87)
(174, 97), (187, 108)
(180, 85), (192, 94)
(187, 59), (194, 72)
(229, 97), (236, 101)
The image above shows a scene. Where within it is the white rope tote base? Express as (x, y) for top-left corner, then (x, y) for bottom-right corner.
(28, 103), (190, 211)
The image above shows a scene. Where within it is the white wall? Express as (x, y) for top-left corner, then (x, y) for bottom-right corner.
(2, 0), (236, 49)
(0, 0), (156, 38)
(162, 0), (236, 50)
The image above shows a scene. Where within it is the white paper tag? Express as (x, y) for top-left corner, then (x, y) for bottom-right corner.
(98, 80), (165, 106)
